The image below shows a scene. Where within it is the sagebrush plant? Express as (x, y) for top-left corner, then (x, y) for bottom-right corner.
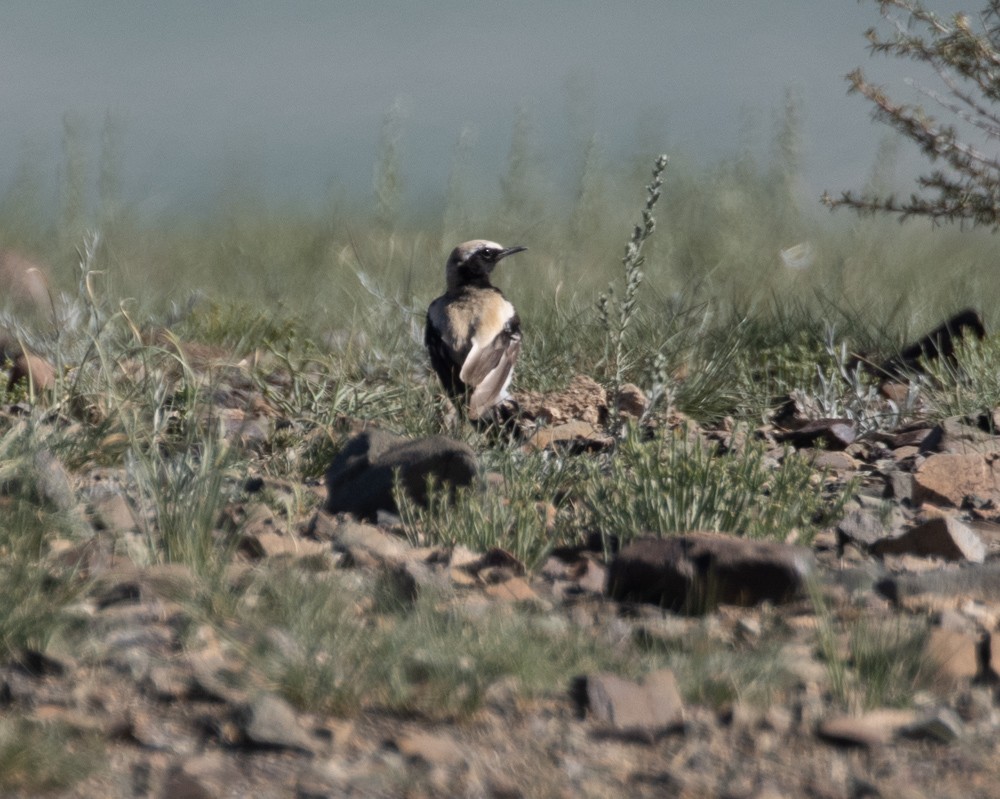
(597, 154), (668, 429)
(807, 326), (921, 434)
(584, 424), (850, 547)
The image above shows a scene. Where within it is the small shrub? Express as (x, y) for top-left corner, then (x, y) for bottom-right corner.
(583, 425), (846, 547)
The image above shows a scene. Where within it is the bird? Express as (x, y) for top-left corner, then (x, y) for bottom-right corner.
(425, 240), (527, 420)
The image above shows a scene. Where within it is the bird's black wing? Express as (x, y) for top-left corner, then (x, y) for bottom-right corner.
(425, 314), (465, 399)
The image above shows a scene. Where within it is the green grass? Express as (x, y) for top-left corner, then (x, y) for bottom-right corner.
(0, 100), (995, 732)
(0, 422), (88, 660)
(583, 425), (850, 548)
(236, 565), (669, 720)
(0, 718), (104, 794)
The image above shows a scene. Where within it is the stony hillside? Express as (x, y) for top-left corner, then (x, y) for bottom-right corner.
(2, 320), (1000, 799)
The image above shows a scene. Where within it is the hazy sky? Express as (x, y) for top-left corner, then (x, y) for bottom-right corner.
(0, 1), (974, 218)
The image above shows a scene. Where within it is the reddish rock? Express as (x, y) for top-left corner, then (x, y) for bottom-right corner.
(484, 576), (539, 603)
(817, 709), (919, 748)
(9, 351), (55, 393)
(616, 383), (649, 419)
(914, 453), (1000, 507)
(0, 249), (53, 319)
(523, 420), (613, 453)
(924, 627), (980, 682)
(515, 374), (608, 426)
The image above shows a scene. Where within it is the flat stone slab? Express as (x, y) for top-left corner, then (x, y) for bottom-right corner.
(818, 709), (919, 748)
(582, 668), (684, 738)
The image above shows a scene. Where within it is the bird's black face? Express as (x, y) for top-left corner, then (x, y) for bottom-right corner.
(462, 245), (527, 278)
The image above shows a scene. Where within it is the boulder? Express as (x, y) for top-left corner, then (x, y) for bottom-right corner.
(870, 517), (985, 563)
(578, 668), (684, 739)
(606, 533), (814, 612)
(913, 452), (1000, 508)
(324, 430), (478, 520)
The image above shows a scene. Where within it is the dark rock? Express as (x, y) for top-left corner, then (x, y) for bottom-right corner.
(606, 533), (814, 613)
(870, 517), (985, 562)
(158, 754), (240, 799)
(875, 308), (985, 381)
(890, 425), (942, 453)
(324, 430), (478, 520)
(774, 418), (856, 450)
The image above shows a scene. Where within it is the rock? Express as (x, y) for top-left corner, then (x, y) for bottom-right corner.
(923, 627), (980, 682)
(514, 374), (608, 426)
(391, 730), (465, 767)
(317, 516), (411, 566)
(158, 753), (240, 799)
(890, 425), (942, 452)
(483, 576), (539, 603)
(877, 562), (1000, 603)
(0, 250), (54, 321)
(375, 560), (446, 606)
(817, 709), (919, 748)
(324, 430), (478, 520)
(913, 453), (1000, 508)
(616, 383), (649, 419)
(606, 533), (814, 612)
(579, 668), (684, 739)
(808, 450), (858, 471)
(523, 420), (614, 453)
(836, 507), (889, 549)
(901, 708), (964, 743)
(237, 693), (315, 754)
(88, 491), (139, 533)
(988, 634), (1000, 680)
(774, 418), (857, 450)
(887, 468), (915, 502)
(8, 350), (55, 394)
(870, 517), (985, 563)
(239, 530), (330, 561)
(937, 416), (1000, 455)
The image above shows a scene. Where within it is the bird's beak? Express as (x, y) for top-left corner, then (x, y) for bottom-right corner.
(497, 245), (527, 262)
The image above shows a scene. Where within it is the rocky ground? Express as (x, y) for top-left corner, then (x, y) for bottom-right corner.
(5, 348), (1000, 799)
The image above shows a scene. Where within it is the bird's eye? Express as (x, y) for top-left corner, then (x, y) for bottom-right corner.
(481, 249), (496, 259)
